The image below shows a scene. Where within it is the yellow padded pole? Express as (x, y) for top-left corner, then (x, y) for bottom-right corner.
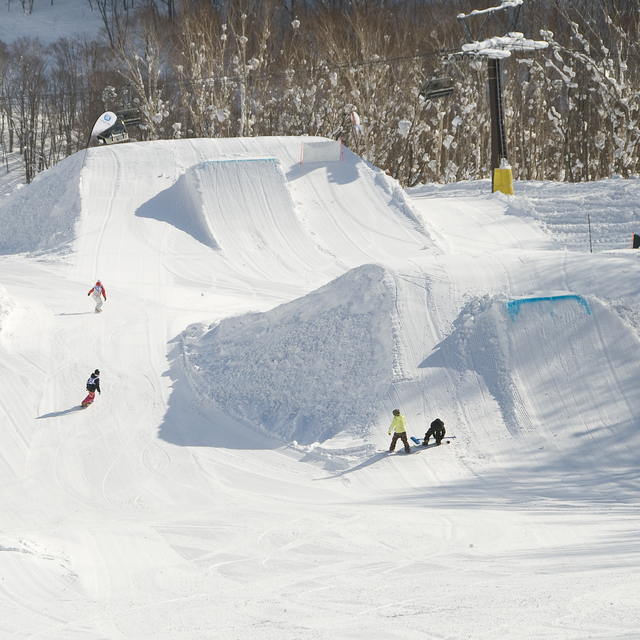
(493, 167), (514, 195)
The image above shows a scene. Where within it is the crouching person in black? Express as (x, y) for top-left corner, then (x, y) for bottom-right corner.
(423, 418), (445, 446)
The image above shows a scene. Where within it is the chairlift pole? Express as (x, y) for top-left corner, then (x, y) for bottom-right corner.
(456, 1), (539, 196)
(445, 1), (547, 194)
(487, 57), (508, 189)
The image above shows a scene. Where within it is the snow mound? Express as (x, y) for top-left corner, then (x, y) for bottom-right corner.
(428, 290), (640, 444)
(0, 152), (83, 255)
(183, 264), (396, 444)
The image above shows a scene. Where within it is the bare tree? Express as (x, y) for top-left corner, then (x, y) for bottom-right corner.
(0, 0), (639, 187)
(173, 3), (235, 138)
(2, 38), (49, 183)
(116, 18), (169, 140)
(95, 0), (131, 50)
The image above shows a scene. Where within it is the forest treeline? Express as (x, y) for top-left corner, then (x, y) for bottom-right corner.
(0, 0), (638, 185)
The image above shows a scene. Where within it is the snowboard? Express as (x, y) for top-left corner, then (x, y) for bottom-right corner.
(410, 436), (454, 446)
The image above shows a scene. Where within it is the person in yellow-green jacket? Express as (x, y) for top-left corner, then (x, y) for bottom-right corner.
(388, 409), (411, 453)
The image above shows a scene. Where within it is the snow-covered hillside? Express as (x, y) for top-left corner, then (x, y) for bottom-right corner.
(0, 0), (103, 45)
(0, 137), (639, 639)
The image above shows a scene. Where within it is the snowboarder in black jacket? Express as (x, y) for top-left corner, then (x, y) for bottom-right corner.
(423, 418), (445, 446)
(82, 370), (101, 407)
(87, 370), (101, 394)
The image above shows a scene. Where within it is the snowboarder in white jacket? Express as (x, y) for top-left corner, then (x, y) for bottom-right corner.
(88, 280), (107, 313)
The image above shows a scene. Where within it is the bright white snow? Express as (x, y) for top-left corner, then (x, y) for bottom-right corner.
(1, 136), (640, 639)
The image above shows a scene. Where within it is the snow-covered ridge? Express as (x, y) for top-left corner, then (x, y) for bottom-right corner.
(0, 152), (83, 255)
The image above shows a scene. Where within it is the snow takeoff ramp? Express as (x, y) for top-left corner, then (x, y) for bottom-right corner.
(501, 294), (639, 435)
(184, 263), (395, 445)
(437, 291), (640, 450)
(188, 158), (329, 282)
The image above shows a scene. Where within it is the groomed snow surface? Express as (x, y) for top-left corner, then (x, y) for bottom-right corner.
(1, 137), (640, 639)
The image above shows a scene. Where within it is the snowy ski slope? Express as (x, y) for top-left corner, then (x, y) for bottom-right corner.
(0, 137), (639, 639)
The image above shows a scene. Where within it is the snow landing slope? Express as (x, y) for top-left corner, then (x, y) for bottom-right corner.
(1, 137), (640, 639)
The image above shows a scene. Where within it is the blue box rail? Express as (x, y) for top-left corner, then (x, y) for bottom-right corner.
(507, 294), (591, 321)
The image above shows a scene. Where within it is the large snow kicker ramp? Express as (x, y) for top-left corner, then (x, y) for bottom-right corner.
(502, 294), (640, 438)
(426, 291), (640, 436)
(189, 158), (330, 283)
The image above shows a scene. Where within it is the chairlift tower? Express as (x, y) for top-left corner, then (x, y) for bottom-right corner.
(456, 0), (547, 194)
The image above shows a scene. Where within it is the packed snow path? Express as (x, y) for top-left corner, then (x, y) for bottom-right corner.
(0, 138), (639, 639)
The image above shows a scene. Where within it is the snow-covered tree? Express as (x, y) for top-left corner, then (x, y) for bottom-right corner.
(116, 23), (169, 141)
